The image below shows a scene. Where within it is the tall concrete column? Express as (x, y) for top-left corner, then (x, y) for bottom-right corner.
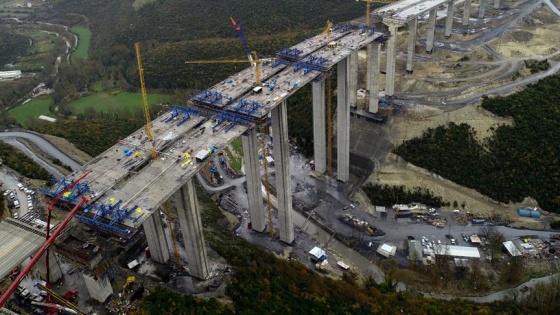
(406, 17), (418, 74)
(367, 42), (380, 113)
(242, 128), (266, 232)
(479, 0), (486, 18)
(348, 51), (358, 108)
(494, 0), (500, 9)
(385, 24), (398, 97)
(445, 1), (455, 38)
(143, 211), (170, 263)
(312, 80), (326, 173)
(463, 0), (472, 26)
(37, 251), (63, 283)
(271, 100), (294, 244)
(337, 58), (350, 182)
(175, 179), (209, 279)
(83, 273), (113, 302)
(426, 9), (437, 54)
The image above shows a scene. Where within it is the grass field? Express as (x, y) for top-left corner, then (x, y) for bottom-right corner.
(8, 96), (54, 126)
(70, 26), (91, 62)
(66, 91), (172, 115)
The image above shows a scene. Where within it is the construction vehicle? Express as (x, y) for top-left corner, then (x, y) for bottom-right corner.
(34, 283), (86, 315)
(122, 276), (136, 294)
(134, 42), (158, 160)
(185, 51), (274, 87)
(230, 17), (255, 66)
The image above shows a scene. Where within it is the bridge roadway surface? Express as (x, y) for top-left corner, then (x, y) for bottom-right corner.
(66, 26), (384, 231)
(381, 0), (450, 24)
(0, 219), (45, 280)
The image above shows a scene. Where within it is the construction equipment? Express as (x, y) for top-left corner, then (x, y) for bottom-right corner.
(35, 283), (86, 315)
(260, 126), (274, 237)
(321, 20), (334, 43)
(134, 42), (158, 160)
(230, 17), (255, 66)
(161, 202), (181, 266)
(356, 0), (395, 27)
(185, 51), (274, 87)
(122, 276), (136, 294)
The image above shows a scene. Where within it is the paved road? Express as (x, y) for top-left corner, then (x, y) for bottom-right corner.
(0, 131), (82, 171)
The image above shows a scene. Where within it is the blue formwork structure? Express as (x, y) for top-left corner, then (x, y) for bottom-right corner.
(191, 89), (230, 106)
(74, 200), (141, 235)
(332, 23), (351, 33)
(229, 99), (265, 116)
(212, 111), (255, 132)
(40, 178), (95, 204)
(276, 47), (304, 62)
(165, 105), (209, 126)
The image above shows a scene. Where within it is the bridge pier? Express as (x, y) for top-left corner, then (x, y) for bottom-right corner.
(426, 9), (437, 54)
(348, 51), (358, 108)
(445, 1), (455, 38)
(83, 273), (113, 302)
(312, 80), (326, 174)
(494, 0), (500, 9)
(37, 251), (63, 283)
(385, 24), (398, 97)
(242, 127), (267, 232)
(337, 57), (350, 182)
(406, 17), (418, 74)
(175, 178), (209, 279)
(479, 0), (486, 18)
(367, 41), (380, 113)
(463, 0), (472, 26)
(271, 100), (294, 244)
(143, 209), (170, 263)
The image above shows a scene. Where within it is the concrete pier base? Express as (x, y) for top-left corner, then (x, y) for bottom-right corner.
(463, 0), (472, 26)
(175, 179), (209, 280)
(312, 80), (326, 174)
(272, 100), (294, 244)
(367, 42), (380, 113)
(406, 17), (418, 73)
(426, 9), (437, 53)
(83, 273), (113, 303)
(37, 251), (63, 283)
(479, 0), (486, 18)
(385, 24), (398, 97)
(242, 128), (266, 232)
(143, 210), (170, 263)
(337, 57), (350, 182)
(445, 1), (455, 38)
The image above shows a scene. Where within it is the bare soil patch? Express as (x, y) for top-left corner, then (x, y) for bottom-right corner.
(42, 134), (92, 165)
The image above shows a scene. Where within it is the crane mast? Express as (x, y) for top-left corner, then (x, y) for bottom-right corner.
(134, 42), (158, 159)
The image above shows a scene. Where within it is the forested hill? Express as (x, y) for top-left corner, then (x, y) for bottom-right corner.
(49, 0), (363, 56)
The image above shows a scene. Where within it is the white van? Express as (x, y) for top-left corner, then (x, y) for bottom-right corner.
(17, 183), (24, 191)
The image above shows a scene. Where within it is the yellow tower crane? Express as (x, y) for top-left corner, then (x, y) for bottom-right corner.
(356, 0), (396, 27)
(134, 42), (158, 160)
(185, 51), (274, 87)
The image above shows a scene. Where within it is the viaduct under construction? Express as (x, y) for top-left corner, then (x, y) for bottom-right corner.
(0, 0), (504, 303)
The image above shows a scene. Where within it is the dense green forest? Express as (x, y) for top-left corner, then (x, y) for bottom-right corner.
(363, 183), (450, 208)
(133, 184), (525, 315)
(0, 142), (50, 180)
(0, 32), (30, 65)
(394, 74), (560, 213)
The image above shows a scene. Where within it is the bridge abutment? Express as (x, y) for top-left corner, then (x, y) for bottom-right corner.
(175, 179), (209, 279)
(271, 100), (294, 244)
(312, 80), (327, 174)
(143, 208), (170, 263)
(242, 128), (267, 232)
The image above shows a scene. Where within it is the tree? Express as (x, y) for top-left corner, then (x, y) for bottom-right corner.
(479, 225), (505, 261)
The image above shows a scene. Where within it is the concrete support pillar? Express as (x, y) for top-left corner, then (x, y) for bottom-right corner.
(426, 9), (437, 54)
(143, 211), (170, 263)
(271, 100), (294, 244)
(175, 179), (209, 279)
(479, 0), (486, 18)
(336, 58), (350, 182)
(406, 17), (418, 73)
(348, 51), (358, 108)
(367, 42), (380, 113)
(312, 80), (326, 173)
(463, 0), (472, 26)
(385, 24), (398, 97)
(445, 1), (455, 38)
(37, 251), (62, 283)
(83, 273), (113, 302)
(494, 0), (500, 9)
(242, 128), (266, 232)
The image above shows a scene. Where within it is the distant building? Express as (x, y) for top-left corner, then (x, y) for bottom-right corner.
(434, 245), (481, 259)
(377, 243), (397, 258)
(0, 70), (22, 80)
(503, 240), (522, 257)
